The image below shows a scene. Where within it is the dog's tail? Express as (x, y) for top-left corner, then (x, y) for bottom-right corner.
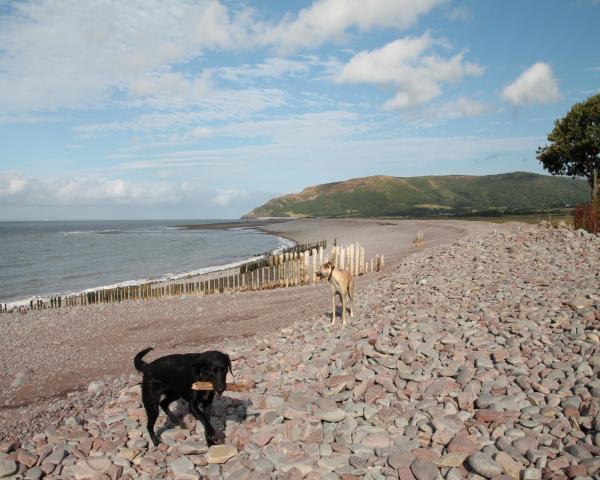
(134, 347), (153, 372)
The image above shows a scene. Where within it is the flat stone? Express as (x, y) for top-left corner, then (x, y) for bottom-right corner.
(180, 438), (208, 455)
(45, 447), (67, 465)
(410, 458), (440, 480)
(0, 460), (18, 478)
(17, 451), (37, 468)
(447, 432), (479, 455)
(547, 455), (570, 471)
(495, 451), (522, 479)
(522, 468), (542, 480)
(565, 444), (592, 461)
(468, 452), (503, 479)
(564, 464), (587, 478)
(170, 456), (195, 476)
(432, 415), (463, 434)
(24, 466), (43, 480)
(388, 450), (416, 469)
(435, 453), (468, 468)
(318, 454), (350, 471)
(580, 457), (600, 475)
(116, 448), (139, 462)
(317, 408), (347, 422)
(207, 444), (237, 464)
(253, 457), (275, 474)
(74, 457), (113, 479)
(361, 433), (391, 449)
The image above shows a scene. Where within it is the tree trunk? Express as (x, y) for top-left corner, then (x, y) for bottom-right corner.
(593, 170), (599, 213)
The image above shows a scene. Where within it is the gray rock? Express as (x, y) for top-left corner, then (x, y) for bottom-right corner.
(580, 457), (600, 475)
(467, 452), (502, 479)
(410, 458), (440, 480)
(170, 456), (195, 476)
(388, 450), (416, 469)
(317, 408), (346, 422)
(253, 458), (274, 474)
(522, 468), (542, 480)
(87, 380), (104, 395)
(565, 444), (592, 460)
(0, 460), (18, 479)
(45, 447), (67, 465)
(24, 466), (43, 480)
(318, 454), (350, 471)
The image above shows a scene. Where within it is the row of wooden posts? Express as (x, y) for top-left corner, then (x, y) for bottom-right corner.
(241, 240), (328, 273)
(0, 241), (384, 314)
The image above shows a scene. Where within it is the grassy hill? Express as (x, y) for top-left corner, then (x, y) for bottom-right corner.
(243, 172), (590, 218)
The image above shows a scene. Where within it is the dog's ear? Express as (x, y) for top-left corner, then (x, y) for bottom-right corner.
(227, 355), (233, 377)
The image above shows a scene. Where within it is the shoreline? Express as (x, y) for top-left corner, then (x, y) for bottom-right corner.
(2, 227), (297, 309)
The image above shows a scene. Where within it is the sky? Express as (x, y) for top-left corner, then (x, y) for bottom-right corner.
(0, 0), (599, 220)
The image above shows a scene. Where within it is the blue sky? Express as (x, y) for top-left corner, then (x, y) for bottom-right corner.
(0, 0), (599, 220)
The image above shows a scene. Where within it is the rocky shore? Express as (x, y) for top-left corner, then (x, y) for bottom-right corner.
(1, 224), (599, 479)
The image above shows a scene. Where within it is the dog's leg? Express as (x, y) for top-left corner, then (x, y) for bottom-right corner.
(341, 291), (347, 327)
(142, 382), (161, 446)
(191, 402), (216, 446)
(348, 278), (354, 318)
(330, 286), (337, 326)
(190, 392), (216, 446)
(159, 391), (180, 425)
(331, 295), (335, 326)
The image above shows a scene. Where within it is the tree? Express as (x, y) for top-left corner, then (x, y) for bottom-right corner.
(537, 93), (600, 214)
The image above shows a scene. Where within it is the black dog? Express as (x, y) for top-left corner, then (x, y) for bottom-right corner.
(134, 347), (232, 446)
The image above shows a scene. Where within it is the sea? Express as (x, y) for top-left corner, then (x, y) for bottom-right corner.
(0, 220), (294, 307)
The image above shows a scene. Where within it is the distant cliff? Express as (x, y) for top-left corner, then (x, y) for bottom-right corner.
(243, 172), (589, 218)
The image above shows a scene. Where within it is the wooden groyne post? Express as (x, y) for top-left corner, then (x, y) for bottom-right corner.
(0, 239), (386, 314)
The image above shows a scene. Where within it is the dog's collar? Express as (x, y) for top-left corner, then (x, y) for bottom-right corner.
(328, 265), (335, 280)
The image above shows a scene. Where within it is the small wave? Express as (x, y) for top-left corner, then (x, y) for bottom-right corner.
(4, 234), (297, 309)
(95, 229), (124, 235)
(64, 229), (124, 236)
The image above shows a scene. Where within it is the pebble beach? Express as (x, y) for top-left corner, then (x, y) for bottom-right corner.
(1, 219), (599, 479)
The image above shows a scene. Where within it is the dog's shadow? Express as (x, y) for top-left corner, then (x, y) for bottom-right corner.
(321, 306), (352, 318)
(156, 395), (252, 444)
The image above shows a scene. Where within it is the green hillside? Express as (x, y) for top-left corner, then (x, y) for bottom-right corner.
(243, 172), (590, 218)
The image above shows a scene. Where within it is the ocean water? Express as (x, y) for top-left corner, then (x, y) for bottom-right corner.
(0, 220), (293, 305)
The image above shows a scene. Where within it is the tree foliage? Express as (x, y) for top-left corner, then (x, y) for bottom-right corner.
(537, 94), (600, 208)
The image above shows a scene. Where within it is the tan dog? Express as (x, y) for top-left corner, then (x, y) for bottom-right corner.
(317, 261), (354, 326)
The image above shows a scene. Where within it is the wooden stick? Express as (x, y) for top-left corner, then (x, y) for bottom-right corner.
(191, 382), (249, 392)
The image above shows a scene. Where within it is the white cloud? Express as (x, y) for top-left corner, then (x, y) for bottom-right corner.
(406, 97), (491, 126)
(336, 33), (484, 109)
(0, 171), (276, 219)
(0, 0), (445, 113)
(435, 97), (490, 118)
(0, 114), (60, 126)
(107, 110), (363, 153)
(0, 0), (249, 112)
(126, 71), (212, 109)
(259, 0), (446, 52)
(213, 188), (248, 207)
(0, 172), (181, 205)
(75, 88), (288, 135)
(501, 62), (561, 106)
(448, 6), (471, 21)
(217, 58), (310, 82)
